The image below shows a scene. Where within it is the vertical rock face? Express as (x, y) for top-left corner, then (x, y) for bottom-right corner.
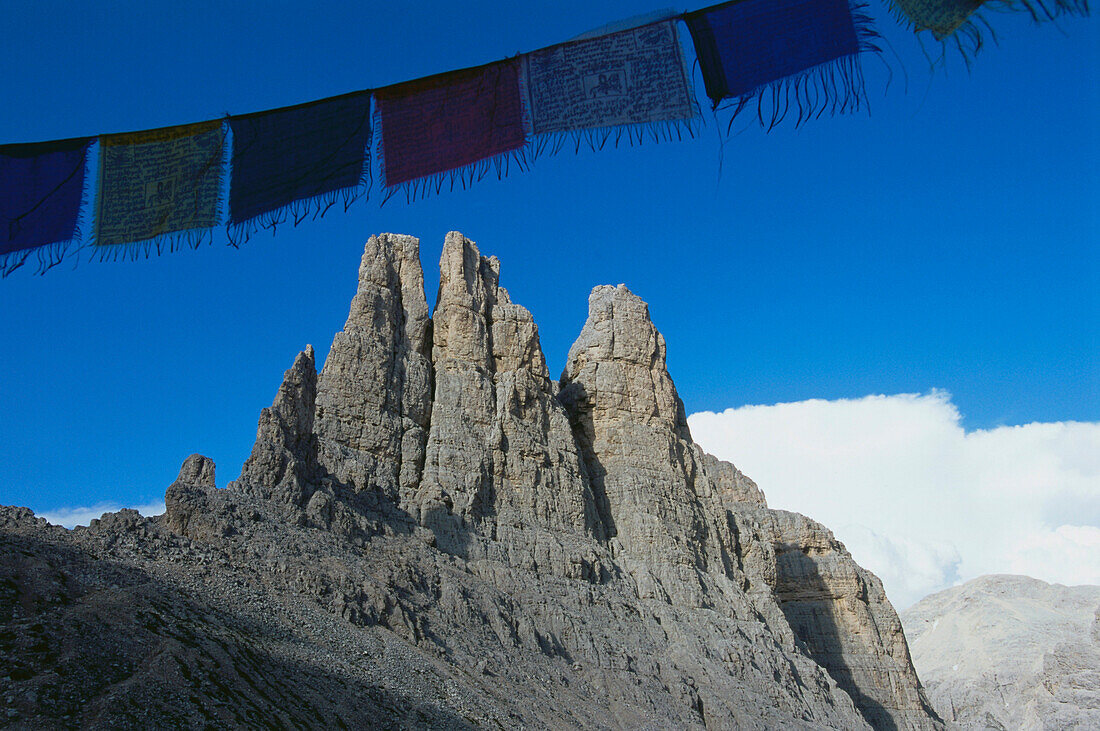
(558, 284), (751, 606)
(415, 233), (499, 526)
(312, 233), (432, 501)
(416, 233), (600, 574)
(487, 284), (601, 540)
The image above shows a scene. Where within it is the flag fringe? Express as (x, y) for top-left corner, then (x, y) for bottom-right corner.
(89, 225), (218, 263)
(528, 115), (701, 162)
(226, 167), (371, 247)
(0, 229), (83, 278)
(380, 147), (533, 206)
(0, 238), (79, 278)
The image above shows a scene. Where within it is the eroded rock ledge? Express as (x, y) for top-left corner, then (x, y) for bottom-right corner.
(2, 232), (943, 730)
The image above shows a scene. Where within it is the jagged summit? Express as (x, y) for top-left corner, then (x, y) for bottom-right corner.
(2, 232), (942, 729)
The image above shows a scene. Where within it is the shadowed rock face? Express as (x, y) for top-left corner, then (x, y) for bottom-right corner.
(234, 347), (317, 506)
(2, 232), (944, 730)
(738, 508), (944, 731)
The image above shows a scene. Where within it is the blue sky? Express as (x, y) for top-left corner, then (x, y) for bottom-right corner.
(1, 1), (1096, 519)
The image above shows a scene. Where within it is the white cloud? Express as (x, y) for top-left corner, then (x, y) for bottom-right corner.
(835, 525), (962, 609)
(688, 392), (1100, 609)
(38, 500), (166, 529)
(1009, 525), (1100, 586)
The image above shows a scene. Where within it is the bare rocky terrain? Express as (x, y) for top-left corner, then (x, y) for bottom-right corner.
(902, 575), (1100, 730)
(1, 232), (944, 729)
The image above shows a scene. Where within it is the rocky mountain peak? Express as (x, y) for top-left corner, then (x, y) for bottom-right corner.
(312, 232), (432, 503)
(417, 232), (598, 562)
(2, 231), (946, 730)
(241, 232), (943, 728)
(233, 344), (317, 505)
(562, 283), (688, 440)
(176, 453), (216, 488)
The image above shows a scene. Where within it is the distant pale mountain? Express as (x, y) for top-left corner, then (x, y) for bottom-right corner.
(901, 575), (1100, 730)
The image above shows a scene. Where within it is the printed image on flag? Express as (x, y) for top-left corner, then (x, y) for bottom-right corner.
(96, 120), (225, 247)
(524, 20), (696, 135)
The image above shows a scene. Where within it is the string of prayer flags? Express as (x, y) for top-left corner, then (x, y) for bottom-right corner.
(684, 0), (880, 130)
(227, 90), (372, 242)
(569, 8), (682, 40)
(523, 19), (698, 155)
(95, 121), (226, 255)
(2, 0), (1091, 278)
(374, 59), (528, 201)
(0, 137), (93, 275)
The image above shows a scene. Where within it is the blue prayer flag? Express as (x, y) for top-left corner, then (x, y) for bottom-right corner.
(1, 137), (92, 274)
(685, 0), (878, 128)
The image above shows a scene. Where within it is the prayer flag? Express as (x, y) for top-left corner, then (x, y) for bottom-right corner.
(685, 0), (879, 128)
(375, 60), (527, 196)
(1, 137), (92, 274)
(96, 120), (225, 248)
(523, 20), (697, 143)
(228, 91), (372, 235)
